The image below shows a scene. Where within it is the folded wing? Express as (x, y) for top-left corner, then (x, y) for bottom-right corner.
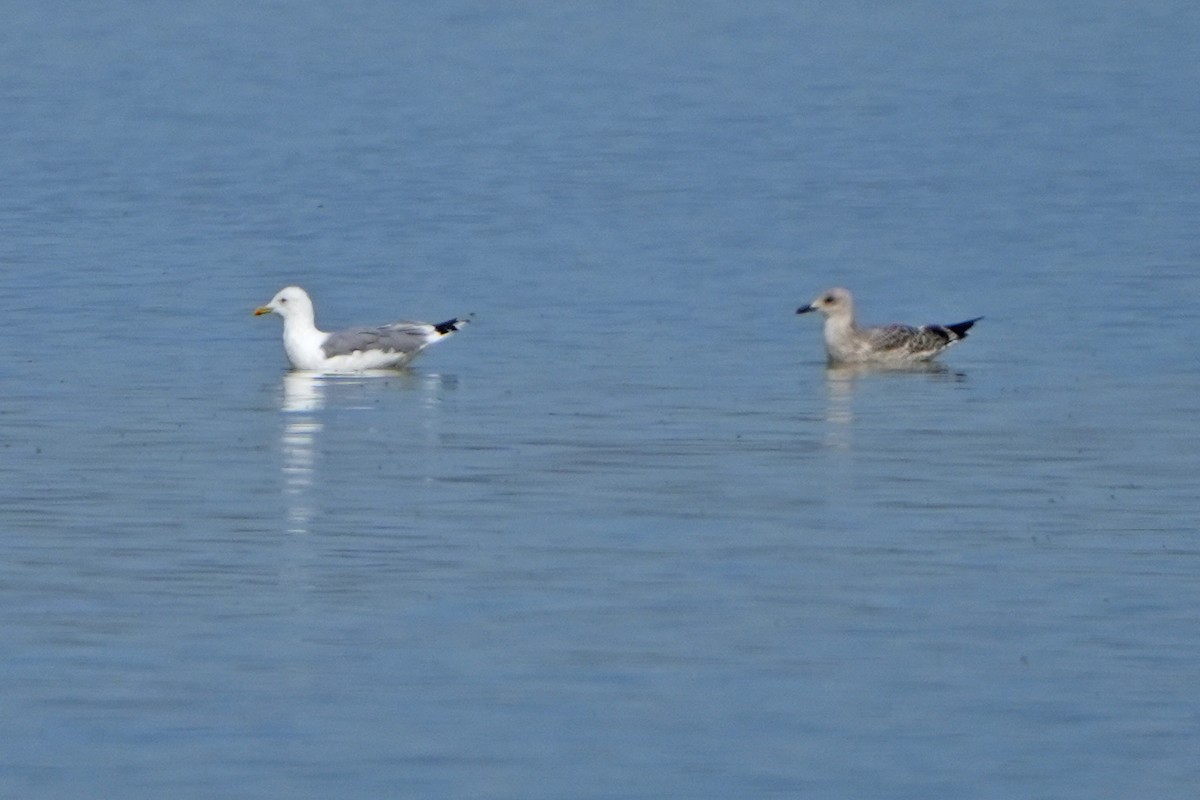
(321, 322), (442, 359)
(862, 319), (979, 358)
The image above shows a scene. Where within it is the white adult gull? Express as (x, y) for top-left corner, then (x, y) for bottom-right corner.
(796, 287), (980, 365)
(254, 286), (469, 371)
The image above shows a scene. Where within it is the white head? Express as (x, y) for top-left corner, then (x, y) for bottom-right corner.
(254, 286), (315, 323)
(796, 287), (855, 319)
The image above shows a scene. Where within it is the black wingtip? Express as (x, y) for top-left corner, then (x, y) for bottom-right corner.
(433, 316), (471, 335)
(944, 316), (983, 339)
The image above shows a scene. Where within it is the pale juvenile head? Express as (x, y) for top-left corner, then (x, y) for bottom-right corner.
(796, 287), (855, 319)
(254, 286), (315, 321)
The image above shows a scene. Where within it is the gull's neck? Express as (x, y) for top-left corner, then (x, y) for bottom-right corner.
(280, 307), (328, 369)
(281, 305), (322, 337)
(822, 307), (859, 361)
(823, 306), (857, 336)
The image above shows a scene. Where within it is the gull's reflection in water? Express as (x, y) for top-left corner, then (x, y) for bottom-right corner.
(278, 370), (457, 534)
(821, 362), (964, 450)
(281, 372), (326, 535)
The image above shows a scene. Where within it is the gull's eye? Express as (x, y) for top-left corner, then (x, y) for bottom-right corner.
(279, 297), (288, 304)
(823, 295), (834, 304)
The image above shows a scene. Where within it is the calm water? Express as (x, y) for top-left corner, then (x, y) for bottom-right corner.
(2, 2), (1199, 798)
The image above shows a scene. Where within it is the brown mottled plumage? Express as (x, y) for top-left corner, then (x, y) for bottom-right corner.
(797, 287), (980, 365)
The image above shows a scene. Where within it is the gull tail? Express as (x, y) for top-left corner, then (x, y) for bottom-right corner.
(433, 316), (472, 336)
(940, 317), (983, 341)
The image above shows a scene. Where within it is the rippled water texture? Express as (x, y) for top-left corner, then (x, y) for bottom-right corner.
(2, 3), (1198, 798)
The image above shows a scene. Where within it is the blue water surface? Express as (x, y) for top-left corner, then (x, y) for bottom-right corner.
(2, 3), (1198, 798)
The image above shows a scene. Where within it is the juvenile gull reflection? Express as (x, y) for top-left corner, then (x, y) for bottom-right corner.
(821, 362), (963, 450)
(822, 365), (858, 450)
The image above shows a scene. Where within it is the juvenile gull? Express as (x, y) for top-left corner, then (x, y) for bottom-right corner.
(796, 287), (980, 365)
(254, 286), (469, 371)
